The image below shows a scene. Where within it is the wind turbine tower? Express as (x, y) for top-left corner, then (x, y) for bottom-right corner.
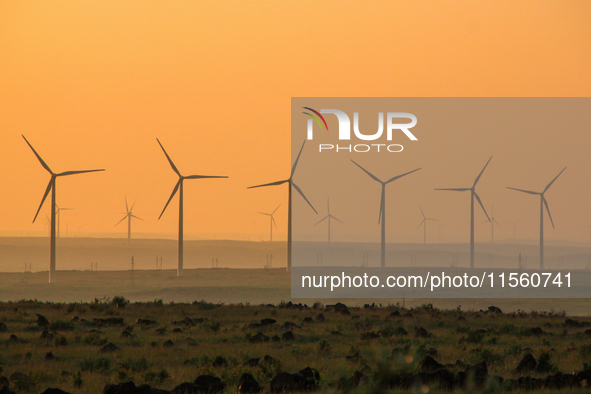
(507, 167), (566, 269)
(23, 135), (105, 283)
(435, 157), (492, 268)
(157, 138), (228, 277)
(351, 160), (421, 267)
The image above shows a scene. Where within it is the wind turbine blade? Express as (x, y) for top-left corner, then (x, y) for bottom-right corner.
(473, 156), (492, 187)
(314, 216), (329, 226)
(114, 216), (127, 227)
(327, 198), (330, 215)
(158, 179), (181, 220)
(474, 192), (490, 221)
(480, 219), (490, 225)
(272, 216), (277, 229)
(156, 138), (181, 177)
(385, 167), (421, 184)
(291, 140), (306, 177)
(493, 218), (500, 226)
(125, 196), (129, 212)
(248, 179), (289, 189)
(543, 167), (566, 193)
(131, 214), (144, 221)
(257, 212), (271, 216)
(184, 175), (228, 180)
(130, 198), (136, 212)
(543, 197), (555, 228)
(419, 205), (425, 219)
(22, 135), (53, 174)
(351, 160), (382, 183)
(33, 179), (53, 223)
(506, 187), (539, 195)
(417, 219), (425, 230)
(292, 182), (317, 214)
(57, 169), (105, 176)
(331, 215), (344, 224)
(427, 218), (439, 221)
(272, 204), (281, 214)
(435, 188), (470, 192)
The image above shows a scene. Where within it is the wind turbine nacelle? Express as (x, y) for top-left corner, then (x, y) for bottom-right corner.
(306, 110), (418, 141)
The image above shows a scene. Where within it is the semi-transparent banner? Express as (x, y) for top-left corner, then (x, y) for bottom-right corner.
(290, 98), (591, 298)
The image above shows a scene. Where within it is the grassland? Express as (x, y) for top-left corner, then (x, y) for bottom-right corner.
(1, 298), (591, 393)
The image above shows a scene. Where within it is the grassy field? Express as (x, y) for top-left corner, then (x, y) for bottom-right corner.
(2, 299), (591, 393)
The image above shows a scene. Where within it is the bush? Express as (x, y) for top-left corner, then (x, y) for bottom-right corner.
(49, 320), (74, 331)
(79, 357), (112, 374)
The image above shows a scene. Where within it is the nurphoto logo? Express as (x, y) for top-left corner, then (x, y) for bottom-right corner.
(302, 107), (418, 153)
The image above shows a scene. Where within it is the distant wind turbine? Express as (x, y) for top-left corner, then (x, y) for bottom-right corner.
(55, 204), (74, 238)
(258, 204), (281, 242)
(507, 167), (566, 269)
(23, 135), (105, 283)
(507, 218), (520, 239)
(248, 141), (317, 272)
(315, 198), (343, 246)
(352, 160), (421, 267)
(115, 197), (144, 246)
(157, 138), (228, 277)
(416, 205), (438, 244)
(436, 157), (492, 268)
(481, 205), (500, 244)
(435, 222), (447, 244)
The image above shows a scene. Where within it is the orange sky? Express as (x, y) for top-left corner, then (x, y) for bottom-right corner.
(1, 1), (590, 242)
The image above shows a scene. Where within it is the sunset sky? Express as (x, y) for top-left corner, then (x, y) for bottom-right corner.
(1, 1), (590, 242)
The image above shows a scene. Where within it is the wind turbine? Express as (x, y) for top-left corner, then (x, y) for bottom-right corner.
(416, 205), (438, 244)
(507, 167), (566, 269)
(481, 205), (500, 244)
(351, 160), (421, 267)
(258, 204), (281, 242)
(248, 140), (317, 272)
(315, 198), (343, 246)
(435, 157), (492, 268)
(22, 135), (105, 283)
(55, 204), (74, 238)
(157, 138), (228, 277)
(507, 218), (520, 239)
(115, 197), (144, 246)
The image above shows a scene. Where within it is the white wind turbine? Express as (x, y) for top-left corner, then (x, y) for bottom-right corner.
(507, 167), (566, 269)
(157, 138), (228, 277)
(258, 204), (281, 242)
(481, 205), (500, 244)
(23, 135), (105, 283)
(315, 198), (343, 246)
(248, 140), (317, 272)
(416, 205), (438, 244)
(115, 197), (144, 246)
(435, 157), (492, 268)
(351, 160), (421, 267)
